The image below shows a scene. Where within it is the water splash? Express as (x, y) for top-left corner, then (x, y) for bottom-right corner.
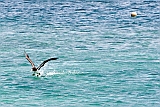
(31, 70), (81, 77)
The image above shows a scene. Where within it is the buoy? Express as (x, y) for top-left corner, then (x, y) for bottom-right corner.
(131, 12), (137, 17)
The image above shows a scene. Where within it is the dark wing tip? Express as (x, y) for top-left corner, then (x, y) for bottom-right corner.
(24, 51), (29, 58)
(51, 58), (58, 60)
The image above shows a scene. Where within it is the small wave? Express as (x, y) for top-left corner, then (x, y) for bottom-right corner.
(46, 72), (64, 76)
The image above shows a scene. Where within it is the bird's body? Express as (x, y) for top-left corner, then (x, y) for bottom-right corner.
(24, 51), (58, 77)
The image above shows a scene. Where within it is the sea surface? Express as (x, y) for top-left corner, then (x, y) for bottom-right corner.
(0, 0), (160, 107)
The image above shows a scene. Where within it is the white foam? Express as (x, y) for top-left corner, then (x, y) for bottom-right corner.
(46, 70), (80, 76)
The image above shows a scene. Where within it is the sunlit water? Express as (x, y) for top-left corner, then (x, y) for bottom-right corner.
(0, 0), (160, 106)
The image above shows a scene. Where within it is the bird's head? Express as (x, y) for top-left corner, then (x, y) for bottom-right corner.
(32, 67), (37, 71)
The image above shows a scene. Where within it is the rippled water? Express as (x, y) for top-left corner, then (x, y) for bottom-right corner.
(0, 0), (160, 106)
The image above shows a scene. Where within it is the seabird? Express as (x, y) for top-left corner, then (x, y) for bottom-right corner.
(24, 51), (58, 76)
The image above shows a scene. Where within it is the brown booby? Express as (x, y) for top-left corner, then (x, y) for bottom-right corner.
(24, 51), (58, 76)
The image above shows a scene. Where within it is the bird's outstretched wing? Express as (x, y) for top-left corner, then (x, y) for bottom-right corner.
(24, 51), (36, 68)
(37, 58), (58, 70)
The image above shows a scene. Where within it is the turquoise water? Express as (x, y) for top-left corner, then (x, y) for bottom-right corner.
(0, 0), (160, 106)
